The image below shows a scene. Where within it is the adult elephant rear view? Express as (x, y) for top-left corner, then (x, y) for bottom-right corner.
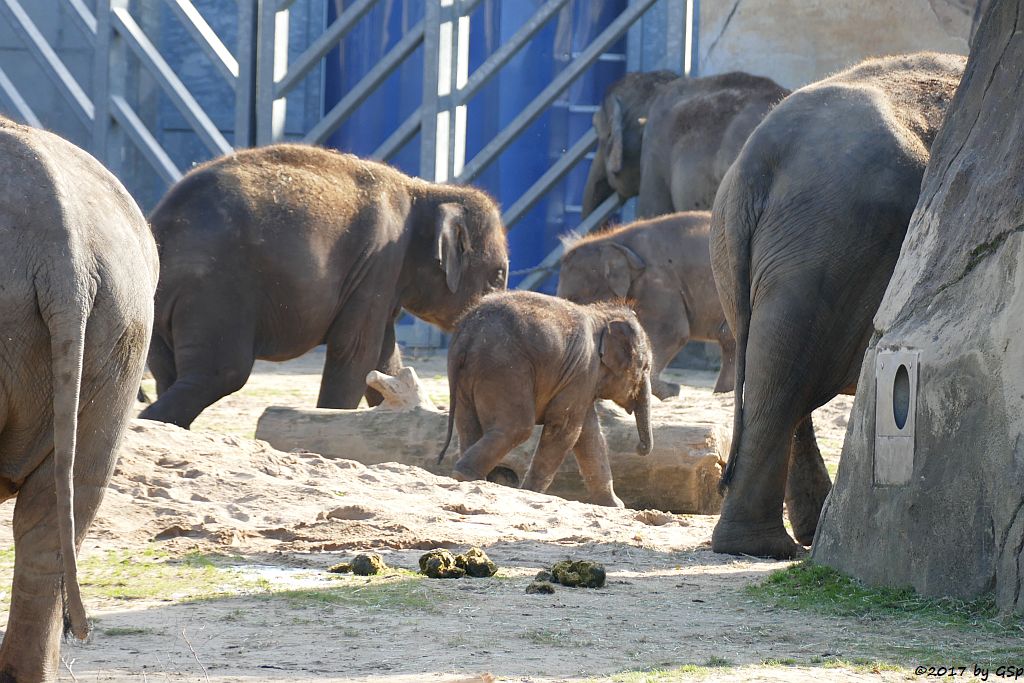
(637, 72), (789, 217)
(710, 53), (965, 559)
(140, 145), (509, 428)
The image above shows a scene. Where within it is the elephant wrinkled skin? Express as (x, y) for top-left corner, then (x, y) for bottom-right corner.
(710, 53), (965, 559)
(0, 117), (158, 682)
(558, 211), (734, 399)
(437, 291), (653, 507)
(140, 145), (508, 429)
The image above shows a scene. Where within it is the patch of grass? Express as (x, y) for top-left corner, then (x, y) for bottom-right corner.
(263, 573), (438, 613)
(746, 560), (1024, 636)
(519, 628), (593, 648)
(101, 626), (156, 637)
(607, 664), (714, 682)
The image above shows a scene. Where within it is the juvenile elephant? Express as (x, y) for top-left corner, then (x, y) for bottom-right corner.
(140, 145), (509, 428)
(582, 70), (680, 217)
(557, 211), (734, 399)
(0, 118), (158, 680)
(710, 53), (965, 559)
(437, 291), (653, 507)
(636, 72), (789, 217)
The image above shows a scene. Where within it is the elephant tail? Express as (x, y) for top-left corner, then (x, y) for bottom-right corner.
(437, 347), (462, 464)
(716, 171), (760, 494)
(41, 266), (94, 641)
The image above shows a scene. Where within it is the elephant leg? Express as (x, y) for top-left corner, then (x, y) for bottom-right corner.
(0, 391), (129, 681)
(521, 410), (585, 495)
(784, 414), (832, 545)
(714, 332), (736, 394)
(451, 384), (535, 481)
(140, 294), (256, 429)
(570, 406), (623, 508)
(363, 317), (402, 408)
(650, 319), (687, 401)
(318, 304), (392, 409)
(712, 305), (809, 559)
(147, 332), (176, 396)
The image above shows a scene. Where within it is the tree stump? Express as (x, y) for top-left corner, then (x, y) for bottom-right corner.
(256, 369), (725, 514)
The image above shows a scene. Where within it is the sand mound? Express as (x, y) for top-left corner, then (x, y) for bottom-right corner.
(96, 419), (707, 555)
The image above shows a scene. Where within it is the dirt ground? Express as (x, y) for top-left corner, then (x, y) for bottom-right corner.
(0, 350), (1005, 682)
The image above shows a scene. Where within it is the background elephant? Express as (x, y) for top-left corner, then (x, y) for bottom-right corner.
(139, 145), (509, 429)
(636, 72), (789, 218)
(437, 291), (652, 507)
(582, 70), (680, 218)
(0, 118), (157, 681)
(557, 211), (734, 399)
(710, 53), (965, 559)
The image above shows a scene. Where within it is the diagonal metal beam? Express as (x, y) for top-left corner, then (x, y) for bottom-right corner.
(112, 7), (231, 156)
(457, 0), (568, 105)
(372, 106), (421, 162)
(109, 95), (183, 184)
(275, 0), (376, 98)
(0, 0), (94, 125)
(162, 0), (239, 86)
(457, 0), (656, 184)
(0, 64), (41, 127)
(501, 128), (596, 229)
(514, 193), (622, 291)
(67, 0), (97, 41)
(304, 19), (425, 145)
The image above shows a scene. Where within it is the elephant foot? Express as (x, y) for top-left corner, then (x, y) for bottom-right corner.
(451, 463), (486, 482)
(588, 489), (625, 508)
(652, 380), (680, 401)
(712, 370), (734, 394)
(787, 505), (820, 546)
(711, 519), (801, 559)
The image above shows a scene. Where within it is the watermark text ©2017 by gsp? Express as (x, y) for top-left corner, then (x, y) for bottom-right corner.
(914, 666), (1024, 680)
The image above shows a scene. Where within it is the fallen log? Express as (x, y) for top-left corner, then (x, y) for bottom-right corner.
(255, 368), (725, 514)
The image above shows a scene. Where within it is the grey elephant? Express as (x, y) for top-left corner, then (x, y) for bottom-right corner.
(557, 211), (734, 399)
(710, 53), (965, 559)
(139, 145), (509, 428)
(437, 291), (653, 507)
(636, 72), (789, 217)
(0, 118), (157, 681)
(582, 70), (679, 218)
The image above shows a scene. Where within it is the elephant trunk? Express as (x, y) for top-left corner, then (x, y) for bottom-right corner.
(581, 148), (614, 219)
(634, 375), (653, 456)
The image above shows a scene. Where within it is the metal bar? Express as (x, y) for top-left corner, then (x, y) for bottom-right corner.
(304, 19), (424, 145)
(458, 0), (657, 183)
(0, 64), (41, 126)
(515, 193), (622, 291)
(456, 0), (568, 104)
(92, 0), (115, 164)
(112, 7), (231, 156)
(234, 0), (258, 147)
(275, 0), (376, 98)
(687, 0), (700, 76)
(109, 95), (182, 184)
(0, 0), (94, 124)
(501, 128), (596, 229)
(67, 0), (97, 40)
(419, 1), (441, 180)
(162, 0), (238, 85)
(371, 106), (420, 161)
(254, 0), (277, 145)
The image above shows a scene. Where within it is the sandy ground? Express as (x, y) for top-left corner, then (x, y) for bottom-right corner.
(0, 350), (1004, 682)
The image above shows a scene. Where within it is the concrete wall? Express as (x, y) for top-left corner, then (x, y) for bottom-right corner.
(699, 0), (980, 89)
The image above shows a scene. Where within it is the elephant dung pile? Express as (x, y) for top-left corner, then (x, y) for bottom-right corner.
(419, 548), (498, 579)
(328, 553), (388, 575)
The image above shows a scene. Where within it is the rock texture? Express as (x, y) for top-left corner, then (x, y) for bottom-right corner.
(813, 0), (1024, 612)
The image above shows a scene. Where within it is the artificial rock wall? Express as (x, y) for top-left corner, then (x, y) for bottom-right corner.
(813, 0), (1024, 612)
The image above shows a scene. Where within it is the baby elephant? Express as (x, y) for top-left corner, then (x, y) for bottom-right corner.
(437, 291), (653, 507)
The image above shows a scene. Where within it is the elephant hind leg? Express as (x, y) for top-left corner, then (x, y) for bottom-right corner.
(714, 334), (736, 394)
(784, 414), (832, 545)
(147, 332), (176, 396)
(451, 385), (534, 482)
(140, 295), (256, 429)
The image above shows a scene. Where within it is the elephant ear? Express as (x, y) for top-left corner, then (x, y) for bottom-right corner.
(601, 243), (646, 299)
(607, 96), (625, 175)
(436, 203), (471, 293)
(600, 319), (639, 375)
